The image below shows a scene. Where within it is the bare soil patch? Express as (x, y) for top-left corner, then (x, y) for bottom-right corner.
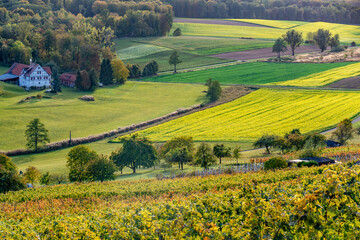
(295, 47), (360, 63)
(328, 76), (360, 89)
(174, 18), (268, 28)
(210, 45), (320, 60)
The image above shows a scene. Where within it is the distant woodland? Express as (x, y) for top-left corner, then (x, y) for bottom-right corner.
(0, 0), (359, 73)
(166, 0), (360, 24)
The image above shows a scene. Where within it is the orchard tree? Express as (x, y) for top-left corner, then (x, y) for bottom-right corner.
(23, 166), (41, 185)
(282, 30), (303, 56)
(272, 38), (287, 59)
(254, 134), (278, 154)
(332, 118), (353, 145)
(111, 59), (129, 84)
(86, 155), (117, 182)
(165, 147), (193, 170)
(25, 118), (50, 151)
(314, 29), (332, 52)
(213, 144), (231, 164)
(67, 145), (98, 182)
(233, 146), (241, 165)
(169, 50), (182, 73)
(194, 143), (216, 170)
(160, 136), (194, 157)
(111, 134), (158, 174)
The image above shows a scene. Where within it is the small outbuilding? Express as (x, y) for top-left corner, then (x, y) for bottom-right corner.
(60, 73), (76, 87)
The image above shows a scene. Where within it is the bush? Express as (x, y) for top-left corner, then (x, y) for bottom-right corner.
(173, 28), (182, 36)
(297, 160), (319, 168)
(264, 157), (287, 170)
(331, 46), (345, 52)
(351, 42), (356, 47)
(142, 60), (159, 77)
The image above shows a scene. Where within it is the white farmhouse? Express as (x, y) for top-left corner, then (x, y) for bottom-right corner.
(19, 63), (52, 89)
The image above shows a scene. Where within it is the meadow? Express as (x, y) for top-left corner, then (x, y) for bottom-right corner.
(1, 164), (359, 238)
(113, 36), (275, 72)
(0, 81), (206, 151)
(0, 66), (7, 75)
(129, 88), (360, 142)
(172, 19), (360, 43)
(142, 62), (351, 85)
(232, 19), (307, 29)
(272, 62), (360, 87)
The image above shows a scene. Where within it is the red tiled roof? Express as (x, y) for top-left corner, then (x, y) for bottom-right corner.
(60, 73), (76, 83)
(6, 63), (29, 76)
(6, 63), (52, 76)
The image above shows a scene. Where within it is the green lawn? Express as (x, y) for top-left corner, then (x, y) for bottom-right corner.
(0, 66), (8, 75)
(141, 62), (352, 85)
(0, 81), (206, 151)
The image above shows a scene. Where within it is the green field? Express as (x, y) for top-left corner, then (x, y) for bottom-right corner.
(0, 66), (7, 75)
(141, 62), (351, 85)
(0, 82), (206, 151)
(173, 20), (360, 43)
(272, 62), (360, 87)
(131, 88), (360, 142)
(232, 19), (307, 29)
(113, 36), (276, 72)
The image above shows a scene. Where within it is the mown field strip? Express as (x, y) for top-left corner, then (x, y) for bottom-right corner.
(116, 44), (170, 60)
(272, 62), (360, 87)
(133, 88), (360, 142)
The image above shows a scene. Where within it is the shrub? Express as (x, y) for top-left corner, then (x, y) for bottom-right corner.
(264, 157), (287, 170)
(331, 46), (345, 52)
(142, 60), (159, 77)
(173, 28), (182, 36)
(351, 42), (356, 47)
(297, 160), (319, 168)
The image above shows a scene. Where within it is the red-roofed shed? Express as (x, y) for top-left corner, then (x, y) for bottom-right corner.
(60, 73), (76, 87)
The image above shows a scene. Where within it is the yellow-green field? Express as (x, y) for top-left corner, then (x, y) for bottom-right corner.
(271, 62), (360, 87)
(231, 19), (306, 29)
(132, 88), (360, 142)
(173, 19), (360, 43)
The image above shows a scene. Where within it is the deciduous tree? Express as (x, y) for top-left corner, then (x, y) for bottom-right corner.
(213, 144), (231, 164)
(111, 134), (158, 174)
(169, 50), (182, 73)
(194, 143), (216, 170)
(254, 134), (278, 154)
(272, 38), (287, 59)
(86, 155), (117, 182)
(207, 80), (222, 102)
(314, 28), (332, 52)
(67, 145), (98, 182)
(282, 29), (303, 56)
(23, 166), (41, 185)
(25, 118), (50, 151)
(111, 59), (129, 84)
(165, 147), (192, 170)
(332, 118), (353, 145)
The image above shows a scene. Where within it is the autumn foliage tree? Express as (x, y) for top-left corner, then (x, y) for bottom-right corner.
(111, 59), (129, 84)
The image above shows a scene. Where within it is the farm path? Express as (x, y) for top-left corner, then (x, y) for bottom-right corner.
(174, 18), (269, 28)
(210, 45), (320, 60)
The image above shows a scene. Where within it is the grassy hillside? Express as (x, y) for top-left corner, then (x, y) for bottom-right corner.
(130, 88), (360, 142)
(0, 66), (7, 74)
(141, 62), (351, 85)
(1, 164), (359, 238)
(272, 62), (360, 87)
(113, 37), (275, 72)
(231, 19), (307, 29)
(173, 20), (360, 43)
(0, 82), (206, 151)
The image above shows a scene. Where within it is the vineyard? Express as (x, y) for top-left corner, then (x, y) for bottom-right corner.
(1, 164), (360, 238)
(127, 88), (360, 142)
(272, 62), (360, 87)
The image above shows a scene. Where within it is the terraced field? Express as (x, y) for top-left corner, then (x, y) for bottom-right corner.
(272, 62), (360, 87)
(130, 88), (360, 142)
(142, 62), (351, 85)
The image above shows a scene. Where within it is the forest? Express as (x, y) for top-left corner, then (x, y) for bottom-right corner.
(0, 0), (173, 73)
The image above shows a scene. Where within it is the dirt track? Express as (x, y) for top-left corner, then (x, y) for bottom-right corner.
(328, 76), (360, 89)
(210, 45), (321, 60)
(174, 18), (268, 28)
